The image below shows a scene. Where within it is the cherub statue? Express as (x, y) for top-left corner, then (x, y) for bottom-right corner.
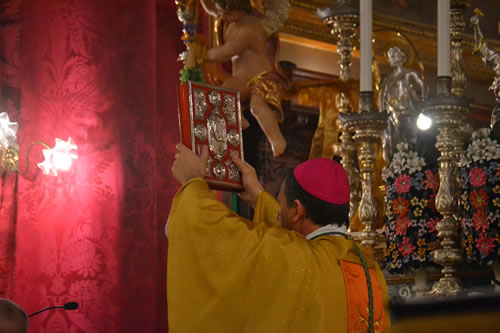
(200, 0), (290, 157)
(470, 8), (500, 140)
(379, 46), (427, 162)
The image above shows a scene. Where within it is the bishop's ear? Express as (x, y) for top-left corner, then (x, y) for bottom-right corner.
(292, 199), (306, 222)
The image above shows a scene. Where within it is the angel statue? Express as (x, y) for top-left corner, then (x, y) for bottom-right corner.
(200, 0), (290, 157)
(470, 8), (500, 140)
(379, 46), (427, 163)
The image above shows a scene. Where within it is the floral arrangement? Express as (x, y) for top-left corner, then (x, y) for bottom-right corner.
(460, 128), (500, 266)
(383, 142), (441, 274)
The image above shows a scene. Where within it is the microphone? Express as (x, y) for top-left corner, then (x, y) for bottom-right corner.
(28, 302), (79, 318)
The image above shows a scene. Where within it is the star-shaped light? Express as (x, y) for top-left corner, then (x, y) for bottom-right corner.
(0, 112), (18, 149)
(37, 137), (78, 176)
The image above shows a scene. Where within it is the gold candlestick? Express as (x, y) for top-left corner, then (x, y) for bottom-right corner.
(450, 0), (468, 96)
(422, 77), (470, 296)
(317, 5), (359, 81)
(340, 92), (388, 247)
(333, 92), (361, 221)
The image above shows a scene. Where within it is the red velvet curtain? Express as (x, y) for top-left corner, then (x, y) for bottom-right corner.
(0, 0), (182, 331)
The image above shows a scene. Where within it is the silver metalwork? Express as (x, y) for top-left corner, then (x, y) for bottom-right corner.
(379, 46), (426, 162)
(317, 4), (359, 81)
(227, 129), (240, 147)
(205, 155), (213, 177)
(226, 160), (240, 181)
(223, 95), (237, 126)
(213, 163), (226, 180)
(207, 110), (228, 161)
(470, 9), (500, 132)
(208, 90), (222, 107)
(194, 123), (208, 142)
(194, 89), (208, 119)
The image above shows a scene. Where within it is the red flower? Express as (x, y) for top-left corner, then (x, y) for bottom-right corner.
(469, 167), (487, 188)
(427, 217), (440, 233)
(394, 216), (410, 235)
(497, 164), (500, 180)
(392, 197), (410, 217)
(398, 237), (416, 257)
(428, 193), (438, 212)
(423, 170), (439, 192)
(475, 233), (495, 256)
(472, 209), (489, 233)
(394, 174), (411, 194)
(470, 189), (489, 210)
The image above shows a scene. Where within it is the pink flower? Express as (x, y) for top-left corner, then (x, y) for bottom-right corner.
(475, 233), (495, 256)
(398, 237), (416, 257)
(469, 167), (487, 188)
(395, 174), (411, 194)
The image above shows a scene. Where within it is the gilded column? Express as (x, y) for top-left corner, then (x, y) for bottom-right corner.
(450, 0), (468, 96)
(333, 92), (361, 221)
(340, 92), (388, 247)
(317, 5), (359, 81)
(422, 77), (469, 296)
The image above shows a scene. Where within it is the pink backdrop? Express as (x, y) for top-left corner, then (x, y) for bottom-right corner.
(0, 0), (182, 331)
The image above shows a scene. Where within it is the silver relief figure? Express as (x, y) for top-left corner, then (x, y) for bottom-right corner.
(207, 110), (228, 161)
(379, 47), (427, 162)
(194, 89), (208, 119)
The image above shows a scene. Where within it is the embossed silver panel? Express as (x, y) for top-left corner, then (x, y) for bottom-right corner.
(227, 129), (240, 147)
(208, 90), (222, 107)
(207, 110), (227, 161)
(194, 123), (208, 142)
(213, 163), (226, 180)
(194, 89), (208, 119)
(205, 156), (213, 177)
(223, 94), (236, 126)
(226, 160), (240, 181)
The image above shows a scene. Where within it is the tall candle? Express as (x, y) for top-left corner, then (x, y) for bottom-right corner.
(437, 0), (450, 77)
(360, 0), (373, 91)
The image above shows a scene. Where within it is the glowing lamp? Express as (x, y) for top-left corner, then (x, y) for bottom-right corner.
(417, 113), (432, 131)
(37, 138), (78, 176)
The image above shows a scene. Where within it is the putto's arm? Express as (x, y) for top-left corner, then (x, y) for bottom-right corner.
(207, 24), (252, 63)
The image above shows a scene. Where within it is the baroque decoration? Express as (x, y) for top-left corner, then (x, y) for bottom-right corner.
(383, 142), (441, 274)
(460, 128), (500, 266)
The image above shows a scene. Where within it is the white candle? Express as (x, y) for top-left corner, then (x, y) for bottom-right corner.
(437, 0), (450, 77)
(360, 0), (373, 91)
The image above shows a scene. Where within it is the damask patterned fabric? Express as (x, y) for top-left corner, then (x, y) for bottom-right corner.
(0, 0), (181, 331)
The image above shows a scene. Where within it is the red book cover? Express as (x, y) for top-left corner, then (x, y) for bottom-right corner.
(178, 81), (244, 192)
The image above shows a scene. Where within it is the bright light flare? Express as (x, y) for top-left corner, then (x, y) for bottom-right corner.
(37, 137), (78, 176)
(416, 113), (432, 131)
(0, 112), (18, 149)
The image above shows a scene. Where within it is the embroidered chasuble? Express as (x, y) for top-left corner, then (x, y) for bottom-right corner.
(167, 178), (390, 332)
